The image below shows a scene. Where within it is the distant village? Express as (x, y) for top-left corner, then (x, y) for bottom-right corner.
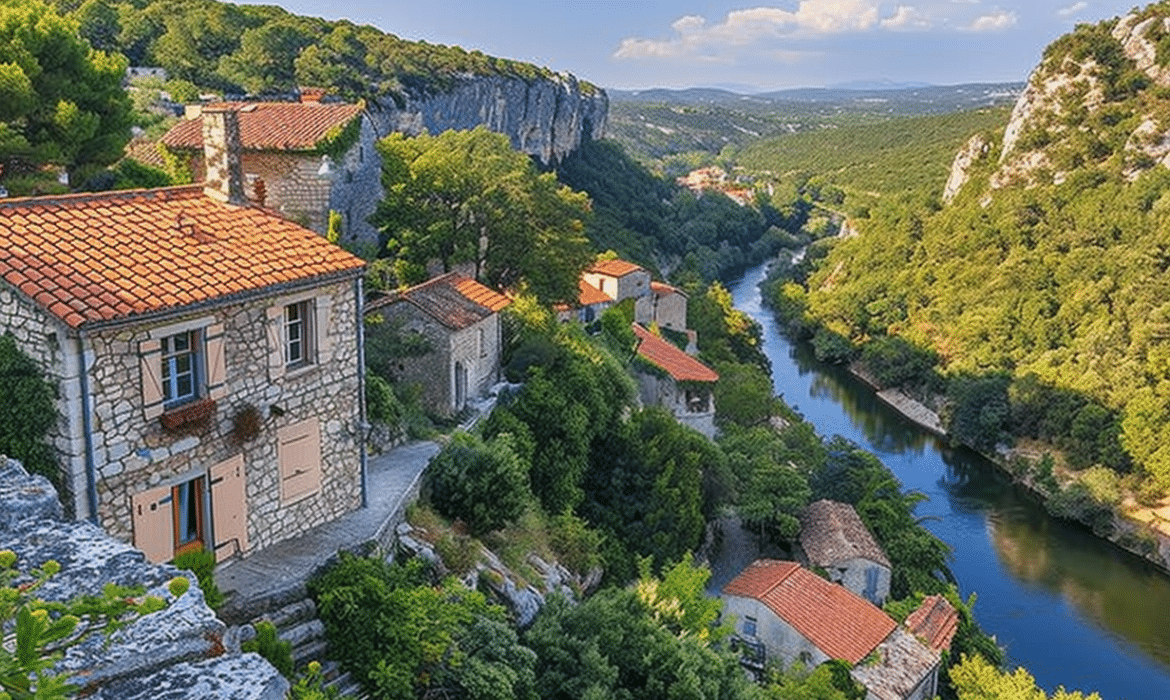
(2, 90), (955, 700)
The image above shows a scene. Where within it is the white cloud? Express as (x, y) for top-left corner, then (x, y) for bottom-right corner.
(968, 10), (1017, 32)
(1057, 2), (1088, 18)
(881, 5), (931, 30)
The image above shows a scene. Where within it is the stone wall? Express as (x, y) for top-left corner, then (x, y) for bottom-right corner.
(0, 456), (287, 699)
(2, 278), (364, 560)
(634, 372), (717, 439)
(722, 594), (829, 669)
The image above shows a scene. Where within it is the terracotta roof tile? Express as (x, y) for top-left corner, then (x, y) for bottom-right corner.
(800, 500), (891, 569)
(650, 280), (684, 297)
(367, 272), (509, 330)
(588, 258), (644, 278)
(578, 280), (614, 306)
(0, 186), (364, 328)
(632, 323), (718, 383)
(722, 559), (896, 665)
(904, 595), (959, 652)
(161, 102), (363, 152)
(850, 627), (940, 700)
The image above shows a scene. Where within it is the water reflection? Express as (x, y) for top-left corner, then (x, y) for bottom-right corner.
(729, 261), (1170, 699)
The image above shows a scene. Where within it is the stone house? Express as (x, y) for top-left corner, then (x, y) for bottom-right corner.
(582, 258), (651, 308)
(0, 105), (367, 564)
(579, 259), (688, 330)
(555, 278), (615, 324)
(798, 499), (892, 606)
(366, 273), (511, 418)
(160, 95), (383, 247)
(722, 559), (945, 700)
(647, 281), (688, 331)
(631, 323), (718, 438)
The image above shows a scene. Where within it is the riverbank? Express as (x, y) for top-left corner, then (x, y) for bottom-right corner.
(846, 360), (1170, 574)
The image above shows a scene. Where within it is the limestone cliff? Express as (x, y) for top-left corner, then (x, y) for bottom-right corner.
(370, 73), (608, 165)
(946, 1), (1170, 203)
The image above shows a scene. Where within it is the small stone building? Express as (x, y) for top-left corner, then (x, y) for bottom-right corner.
(582, 258), (651, 306)
(646, 281), (688, 331)
(631, 323), (718, 438)
(556, 278), (615, 323)
(799, 499), (892, 606)
(0, 106), (367, 564)
(722, 559), (944, 700)
(366, 273), (511, 418)
(160, 96), (383, 247)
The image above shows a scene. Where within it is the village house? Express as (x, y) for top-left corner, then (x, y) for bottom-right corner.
(722, 559), (948, 700)
(366, 272), (511, 419)
(579, 258), (689, 330)
(0, 105), (367, 565)
(647, 280), (688, 331)
(555, 278), (615, 324)
(631, 323), (718, 438)
(799, 499), (892, 606)
(581, 258), (651, 306)
(160, 92), (383, 247)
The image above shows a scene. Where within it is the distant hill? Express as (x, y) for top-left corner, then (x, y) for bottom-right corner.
(606, 82), (1022, 169)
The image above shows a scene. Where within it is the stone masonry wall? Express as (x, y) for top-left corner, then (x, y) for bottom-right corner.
(86, 279), (362, 554)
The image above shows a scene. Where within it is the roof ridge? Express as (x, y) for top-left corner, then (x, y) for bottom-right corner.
(0, 184), (202, 210)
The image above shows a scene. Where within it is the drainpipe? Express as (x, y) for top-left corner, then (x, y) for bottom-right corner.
(355, 277), (368, 508)
(76, 330), (99, 524)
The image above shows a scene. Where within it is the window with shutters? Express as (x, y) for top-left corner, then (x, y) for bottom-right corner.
(161, 330), (200, 407)
(285, 301), (312, 369)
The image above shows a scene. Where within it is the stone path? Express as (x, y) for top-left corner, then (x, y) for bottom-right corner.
(215, 440), (440, 622)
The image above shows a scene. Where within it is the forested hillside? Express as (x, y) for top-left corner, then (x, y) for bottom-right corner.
(771, 1), (1170, 500)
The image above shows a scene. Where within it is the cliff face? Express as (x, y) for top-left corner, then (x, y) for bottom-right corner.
(945, 2), (1170, 203)
(370, 73), (608, 165)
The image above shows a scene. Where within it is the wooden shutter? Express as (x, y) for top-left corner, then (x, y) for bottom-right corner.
(314, 294), (333, 365)
(131, 485), (173, 563)
(266, 305), (285, 380)
(139, 338), (164, 420)
(277, 418), (321, 504)
(210, 455), (248, 562)
(205, 323), (227, 400)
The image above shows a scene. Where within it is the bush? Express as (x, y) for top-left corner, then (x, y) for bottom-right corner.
(426, 432), (531, 536)
(0, 334), (58, 484)
(242, 620), (294, 678)
(172, 547), (224, 610)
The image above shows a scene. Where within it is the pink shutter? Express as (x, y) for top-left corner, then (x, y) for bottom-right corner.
(210, 455), (248, 562)
(205, 323), (227, 400)
(131, 485), (173, 563)
(139, 339), (164, 420)
(314, 294), (333, 365)
(266, 305), (285, 380)
(278, 418), (321, 503)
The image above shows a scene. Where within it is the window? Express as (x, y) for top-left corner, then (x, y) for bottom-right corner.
(285, 301), (311, 368)
(172, 476), (205, 558)
(744, 616), (757, 637)
(161, 330), (199, 406)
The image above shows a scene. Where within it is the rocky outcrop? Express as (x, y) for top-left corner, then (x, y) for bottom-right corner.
(370, 73), (608, 164)
(943, 134), (990, 203)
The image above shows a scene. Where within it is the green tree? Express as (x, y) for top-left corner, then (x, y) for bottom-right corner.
(948, 655), (1101, 700)
(0, 334), (57, 484)
(0, 0), (132, 181)
(425, 431), (532, 537)
(371, 127), (592, 304)
(217, 20), (316, 94)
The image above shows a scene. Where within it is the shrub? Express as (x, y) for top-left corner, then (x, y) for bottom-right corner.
(0, 334), (58, 484)
(172, 547), (224, 610)
(242, 620), (294, 678)
(548, 512), (603, 576)
(426, 432), (531, 536)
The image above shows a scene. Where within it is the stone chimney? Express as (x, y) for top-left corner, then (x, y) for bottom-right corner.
(201, 105), (246, 205)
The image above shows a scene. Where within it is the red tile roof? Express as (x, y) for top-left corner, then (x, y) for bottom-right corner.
(632, 323), (718, 383)
(650, 280), (684, 297)
(0, 186), (365, 328)
(904, 595), (959, 652)
(800, 500), (891, 569)
(161, 102), (363, 152)
(723, 559), (897, 665)
(578, 280), (614, 306)
(367, 272), (510, 330)
(588, 258), (644, 278)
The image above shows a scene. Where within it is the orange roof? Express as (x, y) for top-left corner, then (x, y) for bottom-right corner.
(650, 280), (684, 297)
(578, 280), (614, 306)
(0, 186), (365, 328)
(723, 560), (896, 665)
(161, 102), (363, 152)
(588, 258), (644, 278)
(904, 595), (959, 652)
(800, 500), (891, 569)
(632, 323), (718, 383)
(367, 272), (510, 330)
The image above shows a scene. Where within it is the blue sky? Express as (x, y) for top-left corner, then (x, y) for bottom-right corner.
(242, 1), (1145, 91)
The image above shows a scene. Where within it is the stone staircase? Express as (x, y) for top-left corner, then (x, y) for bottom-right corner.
(232, 592), (364, 699)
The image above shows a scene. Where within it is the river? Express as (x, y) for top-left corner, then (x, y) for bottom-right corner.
(727, 261), (1170, 700)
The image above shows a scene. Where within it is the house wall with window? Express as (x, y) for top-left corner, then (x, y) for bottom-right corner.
(723, 594), (830, 669)
(75, 280), (362, 561)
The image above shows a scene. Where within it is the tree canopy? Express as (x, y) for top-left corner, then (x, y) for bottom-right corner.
(371, 127), (593, 305)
